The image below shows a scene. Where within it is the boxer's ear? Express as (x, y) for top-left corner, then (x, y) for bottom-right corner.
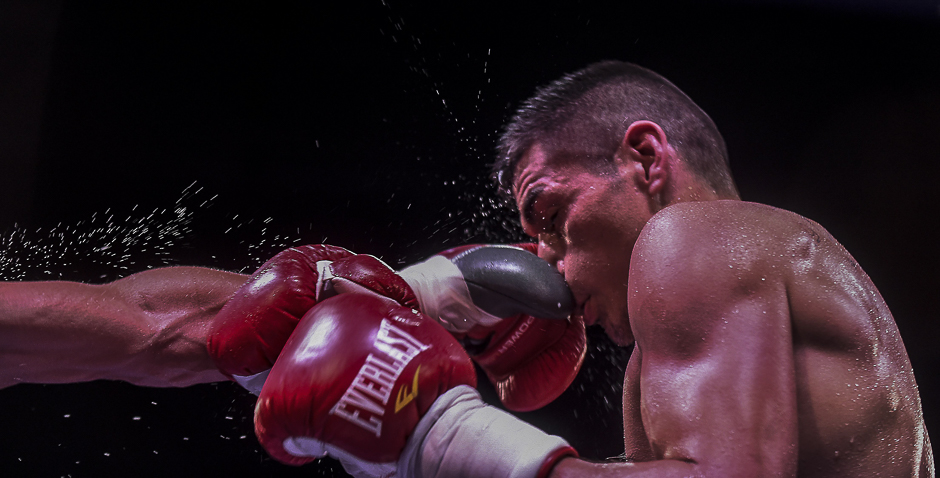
(616, 120), (672, 196)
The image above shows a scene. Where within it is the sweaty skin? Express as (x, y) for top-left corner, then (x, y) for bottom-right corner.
(513, 130), (933, 477)
(624, 201), (931, 476)
(0, 267), (246, 389)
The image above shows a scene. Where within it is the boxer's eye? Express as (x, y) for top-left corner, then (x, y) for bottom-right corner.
(521, 187), (566, 237)
(545, 211), (560, 233)
(542, 205), (568, 237)
(532, 200), (561, 234)
(535, 209), (555, 231)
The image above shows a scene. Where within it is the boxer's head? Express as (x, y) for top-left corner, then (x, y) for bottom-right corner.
(493, 60), (737, 200)
(496, 61), (739, 344)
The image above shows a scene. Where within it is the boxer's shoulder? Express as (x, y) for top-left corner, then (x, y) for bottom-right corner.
(640, 200), (831, 261)
(632, 201), (826, 303)
(649, 200), (805, 230)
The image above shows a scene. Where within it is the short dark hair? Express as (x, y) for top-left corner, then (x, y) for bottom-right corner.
(493, 60), (736, 197)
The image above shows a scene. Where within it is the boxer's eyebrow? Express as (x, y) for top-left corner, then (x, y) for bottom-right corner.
(519, 185), (544, 227)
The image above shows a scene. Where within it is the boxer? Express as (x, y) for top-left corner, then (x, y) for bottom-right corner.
(258, 61), (934, 477)
(496, 61), (932, 477)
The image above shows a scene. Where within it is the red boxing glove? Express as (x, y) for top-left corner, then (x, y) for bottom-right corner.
(467, 243), (586, 412)
(255, 293), (475, 467)
(255, 293), (576, 478)
(207, 244), (416, 393)
(401, 243), (586, 411)
(467, 311), (586, 412)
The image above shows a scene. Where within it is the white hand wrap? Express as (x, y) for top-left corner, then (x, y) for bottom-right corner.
(316, 260), (392, 299)
(281, 435), (397, 478)
(398, 385), (574, 478)
(231, 369), (269, 395)
(398, 256), (503, 333)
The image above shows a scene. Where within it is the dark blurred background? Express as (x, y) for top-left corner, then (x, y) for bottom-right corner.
(1, 0), (937, 476)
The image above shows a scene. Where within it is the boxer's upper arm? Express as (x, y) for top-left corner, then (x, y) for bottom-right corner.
(0, 267), (247, 388)
(626, 216), (798, 476)
(622, 346), (656, 462)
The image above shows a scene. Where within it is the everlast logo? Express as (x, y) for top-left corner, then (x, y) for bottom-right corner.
(330, 319), (430, 437)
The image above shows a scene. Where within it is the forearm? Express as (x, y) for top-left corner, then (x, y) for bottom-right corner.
(0, 267), (247, 389)
(549, 457), (701, 478)
(1, 280), (125, 387)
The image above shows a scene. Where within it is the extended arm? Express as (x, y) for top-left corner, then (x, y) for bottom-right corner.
(0, 266), (247, 389)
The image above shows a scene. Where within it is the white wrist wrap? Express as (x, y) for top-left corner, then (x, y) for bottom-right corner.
(316, 259), (400, 304)
(399, 385), (572, 478)
(282, 435), (397, 478)
(398, 256), (502, 333)
(231, 369), (269, 395)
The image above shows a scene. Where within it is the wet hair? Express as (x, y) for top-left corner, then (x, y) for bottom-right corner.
(493, 60), (737, 197)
